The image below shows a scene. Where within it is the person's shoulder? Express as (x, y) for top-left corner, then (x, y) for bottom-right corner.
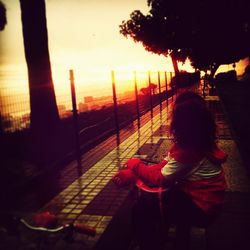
(206, 144), (228, 164)
(169, 145), (204, 165)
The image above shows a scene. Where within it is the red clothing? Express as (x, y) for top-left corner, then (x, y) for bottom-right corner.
(180, 171), (226, 213)
(126, 144), (227, 214)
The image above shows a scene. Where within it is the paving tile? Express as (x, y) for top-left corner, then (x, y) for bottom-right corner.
(36, 91), (250, 250)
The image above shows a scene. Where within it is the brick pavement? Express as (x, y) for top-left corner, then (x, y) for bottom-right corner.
(41, 86), (250, 250)
(38, 100), (173, 250)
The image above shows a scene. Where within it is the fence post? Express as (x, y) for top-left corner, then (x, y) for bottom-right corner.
(164, 71), (168, 106)
(0, 118), (3, 135)
(69, 69), (81, 169)
(170, 72), (174, 102)
(157, 71), (162, 110)
(134, 71), (140, 128)
(148, 71), (153, 114)
(111, 70), (119, 134)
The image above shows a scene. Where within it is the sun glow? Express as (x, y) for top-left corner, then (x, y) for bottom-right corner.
(1, 0), (248, 123)
(0, 0), (196, 105)
(178, 58), (195, 72)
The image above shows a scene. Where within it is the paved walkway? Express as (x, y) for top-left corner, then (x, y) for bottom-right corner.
(2, 84), (250, 250)
(39, 100), (174, 249)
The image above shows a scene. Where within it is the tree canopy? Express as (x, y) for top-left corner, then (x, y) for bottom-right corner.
(188, 0), (250, 74)
(120, 1), (189, 73)
(120, 0), (250, 75)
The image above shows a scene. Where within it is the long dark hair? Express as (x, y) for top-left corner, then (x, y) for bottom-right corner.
(170, 92), (216, 152)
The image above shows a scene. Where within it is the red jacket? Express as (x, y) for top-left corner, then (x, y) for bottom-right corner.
(126, 144), (227, 214)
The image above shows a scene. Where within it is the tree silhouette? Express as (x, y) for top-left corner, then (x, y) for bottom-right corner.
(20, 0), (59, 133)
(120, 0), (250, 77)
(120, 0), (195, 74)
(188, 0), (250, 78)
(140, 83), (157, 95)
(0, 1), (6, 31)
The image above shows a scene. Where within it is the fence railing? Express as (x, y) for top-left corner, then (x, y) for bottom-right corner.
(0, 70), (175, 133)
(0, 69), (177, 167)
(70, 69), (175, 165)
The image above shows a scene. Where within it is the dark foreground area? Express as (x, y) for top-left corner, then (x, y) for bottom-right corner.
(216, 79), (250, 177)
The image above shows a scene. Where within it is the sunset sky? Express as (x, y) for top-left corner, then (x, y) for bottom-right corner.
(0, 0), (248, 111)
(1, 0), (172, 97)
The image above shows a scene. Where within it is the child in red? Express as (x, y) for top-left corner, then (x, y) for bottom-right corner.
(113, 91), (227, 250)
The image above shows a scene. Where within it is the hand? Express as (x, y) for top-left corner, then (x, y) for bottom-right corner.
(112, 169), (137, 187)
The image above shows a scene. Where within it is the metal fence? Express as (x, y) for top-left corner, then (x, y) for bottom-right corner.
(0, 70), (174, 133)
(0, 69), (176, 166)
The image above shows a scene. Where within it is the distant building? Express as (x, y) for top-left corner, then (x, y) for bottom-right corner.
(22, 113), (30, 123)
(58, 105), (66, 110)
(58, 105), (66, 115)
(122, 90), (134, 100)
(58, 105), (72, 118)
(89, 104), (100, 110)
(84, 96), (94, 103)
(78, 102), (88, 112)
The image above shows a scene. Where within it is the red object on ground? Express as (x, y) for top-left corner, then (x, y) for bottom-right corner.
(74, 223), (96, 237)
(34, 211), (58, 228)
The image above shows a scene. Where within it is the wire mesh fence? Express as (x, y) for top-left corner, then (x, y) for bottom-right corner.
(0, 68), (177, 170)
(0, 76), (30, 132)
(0, 70), (174, 134)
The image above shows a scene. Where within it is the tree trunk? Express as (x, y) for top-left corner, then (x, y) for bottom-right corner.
(20, 0), (60, 164)
(210, 63), (220, 89)
(170, 55), (179, 75)
(20, 0), (59, 133)
(210, 64), (219, 79)
(169, 55), (180, 91)
(0, 116), (3, 135)
(0, 2), (6, 135)
(0, 1), (7, 31)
